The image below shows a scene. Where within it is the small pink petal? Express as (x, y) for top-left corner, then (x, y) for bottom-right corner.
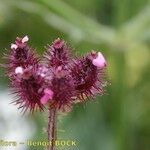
(22, 36), (29, 43)
(11, 44), (18, 49)
(92, 52), (106, 68)
(57, 66), (62, 71)
(44, 88), (54, 98)
(40, 88), (54, 105)
(40, 95), (50, 105)
(15, 66), (24, 74)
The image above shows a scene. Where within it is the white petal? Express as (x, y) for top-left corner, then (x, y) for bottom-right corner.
(22, 36), (29, 43)
(11, 44), (18, 49)
(15, 66), (23, 74)
(40, 73), (45, 77)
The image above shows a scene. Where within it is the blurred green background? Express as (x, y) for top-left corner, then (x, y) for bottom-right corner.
(0, 0), (150, 150)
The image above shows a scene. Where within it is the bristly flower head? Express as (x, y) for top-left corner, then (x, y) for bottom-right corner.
(3, 36), (107, 113)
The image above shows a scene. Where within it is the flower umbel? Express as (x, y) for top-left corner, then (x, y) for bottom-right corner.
(3, 36), (107, 113)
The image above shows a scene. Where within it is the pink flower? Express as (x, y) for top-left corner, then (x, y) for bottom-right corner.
(40, 88), (54, 104)
(92, 52), (106, 68)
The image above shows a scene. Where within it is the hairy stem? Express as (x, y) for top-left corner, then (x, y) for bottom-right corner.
(47, 108), (57, 150)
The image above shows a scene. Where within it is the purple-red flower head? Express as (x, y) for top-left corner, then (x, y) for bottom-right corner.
(3, 36), (107, 113)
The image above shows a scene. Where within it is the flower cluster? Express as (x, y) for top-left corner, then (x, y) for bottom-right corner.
(3, 36), (107, 113)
